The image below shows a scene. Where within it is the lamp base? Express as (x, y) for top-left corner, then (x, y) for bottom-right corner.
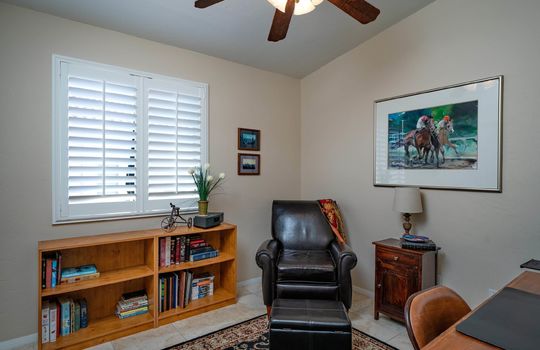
(402, 213), (412, 235)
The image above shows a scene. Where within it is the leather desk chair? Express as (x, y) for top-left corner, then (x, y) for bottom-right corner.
(405, 285), (471, 350)
(255, 200), (357, 314)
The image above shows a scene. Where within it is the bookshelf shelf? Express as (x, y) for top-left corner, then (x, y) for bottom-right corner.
(41, 265), (154, 297)
(38, 224), (237, 350)
(158, 253), (235, 274)
(41, 313), (154, 350)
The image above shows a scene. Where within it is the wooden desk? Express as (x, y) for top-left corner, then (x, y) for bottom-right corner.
(423, 271), (540, 350)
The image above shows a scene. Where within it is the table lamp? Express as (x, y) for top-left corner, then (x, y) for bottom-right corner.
(393, 187), (423, 236)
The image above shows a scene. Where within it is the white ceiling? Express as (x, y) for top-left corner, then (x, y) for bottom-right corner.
(2, 0), (436, 78)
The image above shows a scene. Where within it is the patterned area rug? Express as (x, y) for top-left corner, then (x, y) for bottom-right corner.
(164, 315), (397, 350)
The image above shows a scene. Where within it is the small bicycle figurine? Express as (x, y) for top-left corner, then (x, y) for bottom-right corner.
(161, 203), (193, 232)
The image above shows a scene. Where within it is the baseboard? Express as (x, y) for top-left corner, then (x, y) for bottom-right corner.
(0, 333), (36, 350)
(237, 276), (260, 287)
(353, 285), (374, 299)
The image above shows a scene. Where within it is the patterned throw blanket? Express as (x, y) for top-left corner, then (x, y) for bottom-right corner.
(318, 199), (347, 243)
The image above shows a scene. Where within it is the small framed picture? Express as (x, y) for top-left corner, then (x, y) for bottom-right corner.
(238, 153), (260, 175)
(238, 128), (261, 151)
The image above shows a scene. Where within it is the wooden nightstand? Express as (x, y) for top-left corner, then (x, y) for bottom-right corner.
(372, 238), (438, 323)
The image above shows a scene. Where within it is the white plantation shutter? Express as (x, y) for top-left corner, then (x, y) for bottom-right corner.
(144, 78), (207, 212)
(53, 57), (207, 223)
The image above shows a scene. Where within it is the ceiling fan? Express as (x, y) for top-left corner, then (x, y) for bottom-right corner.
(194, 0), (380, 42)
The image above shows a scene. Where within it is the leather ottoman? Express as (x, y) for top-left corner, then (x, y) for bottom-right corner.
(269, 299), (352, 350)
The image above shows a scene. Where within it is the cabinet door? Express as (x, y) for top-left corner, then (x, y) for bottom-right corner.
(376, 261), (418, 321)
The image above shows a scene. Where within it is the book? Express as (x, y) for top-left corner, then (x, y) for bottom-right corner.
(191, 280), (214, 300)
(61, 272), (100, 284)
(70, 299), (75, 333)
(171, 238), (176, 264)
(189, 246), (215, 255)
(61, 264), (98, 279)
(117, 307), (148, 319)
(175, 237), (181, 264)
(49, 301), (57, 342)
(180, 236), (186, 262)
(80, 299), (88, 328)
(165, 237), (171, 266)
(160, 238), (166, 267)
(400, 239), (437, 251)
(179, 271), (186, 308)
(41, 300), (50, 344)
(58, 297), (71, 336)
(45, 259), (52, 289)
(51, 259), (58, 288)
(117, 299), (148, 312)
(56, 252), (62, 286)
(159, 277), (165, 312)
(74, 301), (81, 331)
(185, 271), (193, 306)
(117, 306), (148, 316)
(56, 301), (61, 336)
(42, 258), (46, 289)
(122, 289), (147, 301)
(190, 250), (219, 262)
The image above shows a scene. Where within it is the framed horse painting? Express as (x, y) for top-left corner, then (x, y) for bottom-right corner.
(373, 76), (502, 192)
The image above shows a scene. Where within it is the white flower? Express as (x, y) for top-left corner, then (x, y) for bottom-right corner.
(204, 163), (210, 170)
(187, 168), (195, 175)
(219, 173), (225, 179)
(207, 175), (214, 181)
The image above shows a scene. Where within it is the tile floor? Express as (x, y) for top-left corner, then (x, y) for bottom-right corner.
(19, 283), (413, 350)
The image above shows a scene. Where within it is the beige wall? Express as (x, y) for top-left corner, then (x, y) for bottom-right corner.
(301, 0), (540, 307)
(0, 3), (300, 340)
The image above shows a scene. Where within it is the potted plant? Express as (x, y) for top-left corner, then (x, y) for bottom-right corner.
(188, 163), (225, 215)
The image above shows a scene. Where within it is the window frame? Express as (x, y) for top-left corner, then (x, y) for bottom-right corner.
(52, 55), (208, 224)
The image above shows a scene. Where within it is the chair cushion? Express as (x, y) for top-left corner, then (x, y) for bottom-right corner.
(270, 299), (351, 332)
(277, 249), (336, 283)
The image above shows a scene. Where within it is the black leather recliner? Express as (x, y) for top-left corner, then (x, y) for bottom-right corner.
(255, 200), (358, 311)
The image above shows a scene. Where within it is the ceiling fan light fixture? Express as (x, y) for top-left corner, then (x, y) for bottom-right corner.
(266, 0), (323, 16)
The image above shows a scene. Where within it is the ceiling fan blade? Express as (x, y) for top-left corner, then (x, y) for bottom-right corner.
(194, 0), (224, 9)
(267, 0), (295, 42)
(327, 0), (380, 24)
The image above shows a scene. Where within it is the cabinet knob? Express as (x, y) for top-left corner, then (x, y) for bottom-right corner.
(377, 283), (382, 288)
(393, 256), (399, 261)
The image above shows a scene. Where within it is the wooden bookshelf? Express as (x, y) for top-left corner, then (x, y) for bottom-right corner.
(38, 223), (237, 350)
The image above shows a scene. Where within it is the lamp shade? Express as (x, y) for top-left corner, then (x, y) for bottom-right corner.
(393, 187), (423, 213)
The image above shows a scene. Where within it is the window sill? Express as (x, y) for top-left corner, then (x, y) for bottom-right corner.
(52, 210), (198, 225)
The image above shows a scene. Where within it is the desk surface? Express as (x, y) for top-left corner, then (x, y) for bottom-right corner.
(423, 271), (540, 350)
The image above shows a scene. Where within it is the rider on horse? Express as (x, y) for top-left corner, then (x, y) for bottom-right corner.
(437, 115), (452, 130)
(416, 115), (435, 133)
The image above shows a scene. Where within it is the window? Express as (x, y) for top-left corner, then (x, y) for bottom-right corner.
(53, 56), (208, 223)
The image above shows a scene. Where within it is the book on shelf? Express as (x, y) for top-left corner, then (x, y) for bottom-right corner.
(74, 301), (81, 332)
(51, 297), (87, 341)
(51, 259), (58, 288)
(61, 264), (98, 279)
(80, 299), (88, 328)
(45, 259), (52, 290)
(61, 272), (101, 284)
(70, 299), (75, 333)
(49, 302), (57, 342)
(159, 270), (209, 312)
(190, 250), (219, 262)
(159, 234), (220, 267)
(191, 273), (214, 300)
(41, 300), (50, 344)
(58, 297), (71, 336)
(42, 252), (63, 289)
(116, 290), (148, 319)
